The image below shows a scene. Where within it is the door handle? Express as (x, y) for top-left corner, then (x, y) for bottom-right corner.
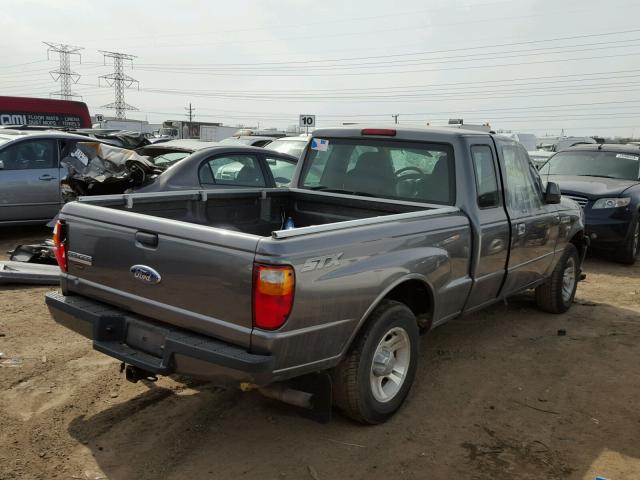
(516, 223), (526, 236)
(39, 174), (55, 181)
(135, 231), (159, 248)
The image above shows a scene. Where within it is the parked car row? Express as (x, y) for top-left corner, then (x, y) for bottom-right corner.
(0, 129), (306, 226)
(1, 125), (638, 266)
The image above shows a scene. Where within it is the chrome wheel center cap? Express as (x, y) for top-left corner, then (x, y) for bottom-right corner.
(372, 350), (395, 376)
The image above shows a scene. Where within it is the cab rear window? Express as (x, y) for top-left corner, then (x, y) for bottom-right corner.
(300, 138), (455, 205)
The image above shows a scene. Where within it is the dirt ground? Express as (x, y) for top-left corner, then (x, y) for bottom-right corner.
(1, 226), (639, 480)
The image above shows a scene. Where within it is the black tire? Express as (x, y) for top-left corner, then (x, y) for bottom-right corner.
(331, 300), (419, 424)
(535, 243), (579, 314)
(616, 216), (639, 265)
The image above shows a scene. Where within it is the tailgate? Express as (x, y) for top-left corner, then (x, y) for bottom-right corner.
(59, 202), (259, 348)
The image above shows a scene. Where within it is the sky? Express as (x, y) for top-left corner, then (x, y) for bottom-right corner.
(2, 0), (640, 137)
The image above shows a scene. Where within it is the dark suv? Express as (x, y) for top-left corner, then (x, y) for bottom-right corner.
(540, 144), (640, 264)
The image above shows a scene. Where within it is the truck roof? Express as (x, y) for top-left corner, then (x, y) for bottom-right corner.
(562, 143), (640, 154)
(311, 125), (494, 139)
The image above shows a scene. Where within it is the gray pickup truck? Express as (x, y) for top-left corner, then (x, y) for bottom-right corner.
(46, 126), (586, 423)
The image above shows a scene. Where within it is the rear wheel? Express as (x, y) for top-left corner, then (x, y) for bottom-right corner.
(331, 300), (419, 424)
(535, 243), (579, 314)
(617, 217), (639, 265)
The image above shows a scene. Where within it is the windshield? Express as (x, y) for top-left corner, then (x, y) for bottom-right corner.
(539, 150), (640, 180)
(300, 137), (455, 204)
(159, 128), (178, 137)
(266, 138), (307, 159)
(152, 151), (190, 167)
(219, 137), (254, 145)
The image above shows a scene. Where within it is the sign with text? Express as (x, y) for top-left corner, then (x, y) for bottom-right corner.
(299, 115), (315, 128)
(0, 111), (83, 128)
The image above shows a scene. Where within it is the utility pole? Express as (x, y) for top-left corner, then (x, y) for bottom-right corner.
(43, 42), (83, 100)
(98, 50), (139, 119)
(185, 103), (195, 139)
(392, 114), (399, 124)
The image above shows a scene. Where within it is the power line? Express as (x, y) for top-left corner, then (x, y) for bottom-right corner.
(113, 3), (640, 52)
(133, 39), (640, 73)
(111, 68), (640, 96)
(112, 107), (640, 123)
(136, 77), (640, 101)
(3, 59), (49, 69)
(43, 42), (83, 100)
(134, 30), (640, 69)
(134, 82), (640, 104)
(187, 100), (640, 117)
(98, 50), (139, 119)
(131, 50), (640, 77)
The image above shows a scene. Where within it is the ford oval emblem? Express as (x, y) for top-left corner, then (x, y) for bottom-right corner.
(130, 265), (161, 285)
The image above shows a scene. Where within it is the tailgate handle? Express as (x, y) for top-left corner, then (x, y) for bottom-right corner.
(135, 231), (159, 248)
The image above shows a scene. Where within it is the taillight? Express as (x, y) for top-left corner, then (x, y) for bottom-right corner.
(361, 128), (396, 136)
(253, 264), (295, 330)
(52, 220), (67, 272)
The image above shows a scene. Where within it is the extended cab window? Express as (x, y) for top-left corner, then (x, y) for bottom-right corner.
(198, 155), (266, 187)
(0, 139), (57, 170)
(471, 145), (500, 208)
(300, 138), (455, 204)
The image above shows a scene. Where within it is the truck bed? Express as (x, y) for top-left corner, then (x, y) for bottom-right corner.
(79, 188), (435, 237)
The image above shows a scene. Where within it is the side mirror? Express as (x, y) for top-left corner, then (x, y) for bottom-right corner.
(545, 181), (561, 204)
(0, 160), (4, 170)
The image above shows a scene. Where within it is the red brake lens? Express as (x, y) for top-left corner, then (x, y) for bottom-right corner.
(253, 264), (295, 330)
(361, 128), (396, 136)
(52, 220), (67, 272)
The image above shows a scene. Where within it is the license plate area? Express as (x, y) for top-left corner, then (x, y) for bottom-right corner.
(126, 319), (166, 358)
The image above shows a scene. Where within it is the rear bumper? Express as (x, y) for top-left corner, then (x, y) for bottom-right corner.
(46, 291), (276, 385)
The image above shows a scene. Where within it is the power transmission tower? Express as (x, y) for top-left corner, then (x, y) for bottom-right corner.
(43, 42), (83, 100)
(98, 50), (139, 119)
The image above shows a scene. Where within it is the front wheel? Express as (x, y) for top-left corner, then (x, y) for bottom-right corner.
(535, 243), (579, 314)
(617, 217), (639, 265)
(331, 300), (419, 424)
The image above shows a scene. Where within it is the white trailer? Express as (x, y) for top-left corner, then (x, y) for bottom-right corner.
(199, 124), (237, 141)
(93, 118), (161, 135)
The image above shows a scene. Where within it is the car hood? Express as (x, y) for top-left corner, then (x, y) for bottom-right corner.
(547, 175), (640, 197)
